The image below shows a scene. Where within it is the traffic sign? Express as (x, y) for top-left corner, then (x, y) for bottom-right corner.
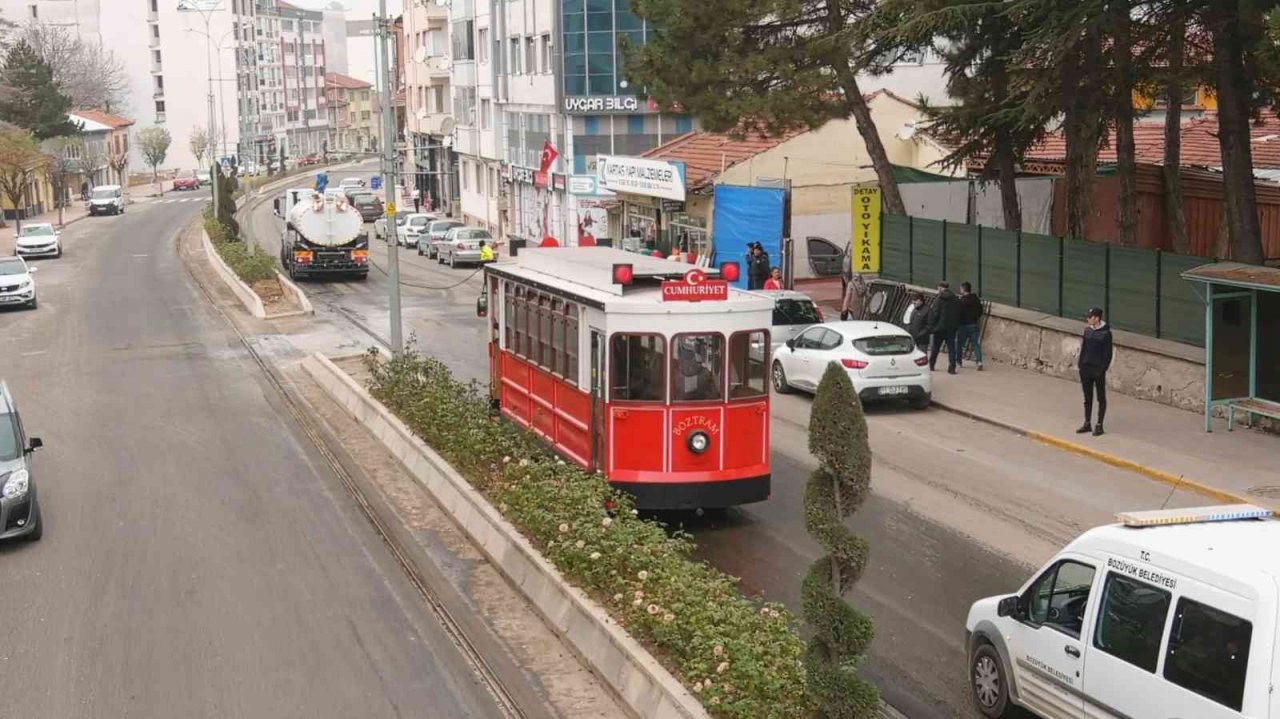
(371, 176), (382, 190)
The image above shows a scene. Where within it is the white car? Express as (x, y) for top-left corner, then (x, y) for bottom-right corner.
(0, 256), (38, 309)
(395, 213), (434, 248)
(748, 289), (824, 350)
(88, 184), (125, 216)
(338, 177), (366, 191)
(421, 219), (464, 258)
(14, 223), (61, 259)
(374, 213), (407, 241)
(771, 320), (931, 408)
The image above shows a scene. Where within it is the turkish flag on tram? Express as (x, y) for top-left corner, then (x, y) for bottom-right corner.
(539, 141), (559, 173)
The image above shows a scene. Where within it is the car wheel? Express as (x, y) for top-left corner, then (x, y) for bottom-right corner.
(772, 361), (792, 394)
(970, 643), (1011, 718)
(25, 502), (42, 541)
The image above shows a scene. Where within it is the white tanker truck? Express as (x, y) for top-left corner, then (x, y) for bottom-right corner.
(274, 188), (369, 281)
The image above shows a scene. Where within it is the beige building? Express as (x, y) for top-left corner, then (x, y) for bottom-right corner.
(325, 72), (376, 153)
(636, 90), (955, 278)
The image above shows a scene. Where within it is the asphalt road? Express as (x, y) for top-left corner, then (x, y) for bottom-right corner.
(246, 169), (1209, 718)
(0, 196), (510, 717)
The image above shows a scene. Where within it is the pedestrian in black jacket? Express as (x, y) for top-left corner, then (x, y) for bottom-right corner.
(1077, 307), (1114, 436)
(746, 243), (770, 290)
(956, 281), (984, 370)
(926, 282), (962, 374)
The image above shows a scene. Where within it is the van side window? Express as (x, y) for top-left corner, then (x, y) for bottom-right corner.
(1024, 560), (1096, 638)
(1164, 598), (1252, 711)
(1093, 573), (1172, 672)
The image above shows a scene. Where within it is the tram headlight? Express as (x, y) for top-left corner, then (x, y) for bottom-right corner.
(687, 431), (711, 454)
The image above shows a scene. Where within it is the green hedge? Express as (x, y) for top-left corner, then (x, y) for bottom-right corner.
(204, 204), (277, 284)
(365, 348), (812, 719)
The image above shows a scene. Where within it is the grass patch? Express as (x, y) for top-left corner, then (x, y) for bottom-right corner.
(204, 204), (278, 284)
(365, 347), (813, 719)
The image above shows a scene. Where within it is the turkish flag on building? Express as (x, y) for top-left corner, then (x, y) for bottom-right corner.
(539, 141), (559, 173)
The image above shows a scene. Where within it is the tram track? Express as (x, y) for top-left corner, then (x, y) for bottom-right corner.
(178, 216), (543, 719)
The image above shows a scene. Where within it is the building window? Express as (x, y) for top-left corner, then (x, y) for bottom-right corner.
(150, 0), (158, 12)
(452, 19), (475, 60)
(480, 99), (490, 129)
(540, 34), (551, 74)
(461, 159), (469, 191)
(509, 37), (521, 74)
(526, 37), (536, 75)
(151, 25), (160, 39)
(478, 28), (488, 63)
(28, 4), (36, 19)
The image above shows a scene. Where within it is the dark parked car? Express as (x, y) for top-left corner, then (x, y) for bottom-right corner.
(0, 381), (43, 541)
(349, 192), (384, 223)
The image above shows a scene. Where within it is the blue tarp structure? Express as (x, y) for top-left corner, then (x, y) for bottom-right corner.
(711, 185), (786, 289)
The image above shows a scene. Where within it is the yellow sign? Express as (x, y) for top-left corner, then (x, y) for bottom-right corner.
(851, 186), (881, 273)
(386, 201), (397, 216)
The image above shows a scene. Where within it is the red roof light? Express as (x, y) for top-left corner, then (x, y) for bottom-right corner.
(612, 263), (634, 285)
(720, 261), (740, 282)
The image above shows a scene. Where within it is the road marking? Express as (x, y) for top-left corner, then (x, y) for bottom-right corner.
(20, 350), (47, 357)
(133, 254), (149, 258)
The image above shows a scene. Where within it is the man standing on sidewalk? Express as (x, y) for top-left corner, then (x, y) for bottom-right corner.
(926, 281), (961, 374)
(956, 282), (984, 370)
(1077, 307), (1114, 436)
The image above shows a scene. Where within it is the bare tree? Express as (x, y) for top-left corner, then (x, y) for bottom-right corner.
(81, 140), (106, 191)
(43, 135), (83, 226)
(190, 126), (209, 169)
(137, 126), (171, 195)
(0, 127), (48, 231)
(20, 22), (130, 111)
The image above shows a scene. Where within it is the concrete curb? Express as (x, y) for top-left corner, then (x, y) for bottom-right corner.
(931, 399), (1256, 506)
(201, 229), (267, 319)
(301, 352), (708, 719)
(274, 270), (314, 315)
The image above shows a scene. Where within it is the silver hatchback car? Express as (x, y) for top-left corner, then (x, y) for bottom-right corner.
(0, 381), (43, 541)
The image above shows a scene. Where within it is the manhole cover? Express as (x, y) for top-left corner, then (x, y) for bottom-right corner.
(1246, 485), (1280, 499)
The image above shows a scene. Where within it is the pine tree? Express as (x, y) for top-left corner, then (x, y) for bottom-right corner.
(0, 40), (79, 140)
(803, 363), (878, 718)
(625, 0), (908, 214)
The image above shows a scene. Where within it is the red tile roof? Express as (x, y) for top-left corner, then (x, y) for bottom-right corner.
(1026, 113), (1280, 169)
(325, 72), (371, 90)
(70, 108), (133, 129)
(640, 129), (802, 191)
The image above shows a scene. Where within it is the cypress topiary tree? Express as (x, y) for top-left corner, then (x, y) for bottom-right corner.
(214, 165), (239, 239)
(803, 362), (879, 717)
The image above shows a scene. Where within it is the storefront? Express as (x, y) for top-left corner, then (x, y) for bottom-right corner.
(504, 164), (567, 245)
(595, 154), (693, 256)
(566, 174), (617, 247)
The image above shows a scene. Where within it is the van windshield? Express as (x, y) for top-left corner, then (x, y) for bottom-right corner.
(0, 413), (18, 462)
(91, 188), (120, 200)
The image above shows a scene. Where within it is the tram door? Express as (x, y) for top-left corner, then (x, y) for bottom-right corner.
(589, 329), (606, 471)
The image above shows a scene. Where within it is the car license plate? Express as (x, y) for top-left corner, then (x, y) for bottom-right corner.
(879, 385), (908, 396)
(0, 296), (20, 303)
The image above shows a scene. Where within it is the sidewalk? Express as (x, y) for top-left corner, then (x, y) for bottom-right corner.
(927, 360), (1280, 510)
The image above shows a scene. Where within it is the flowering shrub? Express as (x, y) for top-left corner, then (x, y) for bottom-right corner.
(365, 348), (813, 719)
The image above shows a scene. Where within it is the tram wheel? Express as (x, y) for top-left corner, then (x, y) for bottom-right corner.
(772, 361), (792, 394)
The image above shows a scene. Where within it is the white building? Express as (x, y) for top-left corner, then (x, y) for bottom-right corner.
(401, 0), (453, 214)
(321, 9), (349, 75)
(0, 0), (102, 38)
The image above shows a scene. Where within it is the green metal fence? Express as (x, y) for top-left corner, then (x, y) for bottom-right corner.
(880, 215), (1213, 346)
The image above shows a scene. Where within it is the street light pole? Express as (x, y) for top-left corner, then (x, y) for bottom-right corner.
(179, 1), (222, 219)
(376, 0), (402, 352)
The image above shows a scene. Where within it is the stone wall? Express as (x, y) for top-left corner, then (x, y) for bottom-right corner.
(982, 304), (1208, 413)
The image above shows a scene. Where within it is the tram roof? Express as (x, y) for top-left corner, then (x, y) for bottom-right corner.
(488, 247), (774, 313)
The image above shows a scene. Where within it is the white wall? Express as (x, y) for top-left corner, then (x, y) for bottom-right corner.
(322, 10), (349, 75)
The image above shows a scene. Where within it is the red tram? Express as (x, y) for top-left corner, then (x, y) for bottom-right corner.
(481, 247), (773, 510)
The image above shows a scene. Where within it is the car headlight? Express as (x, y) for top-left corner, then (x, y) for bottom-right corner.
(687, 431), (711, 455)
(16, 280), (30, 290)
(2, 469), (29, 499)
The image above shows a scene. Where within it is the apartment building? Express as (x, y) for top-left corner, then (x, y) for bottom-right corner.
(402, 0), (454, 214)
(325, 72), (376, 153)
(273, 1), (328, 158)
(0, 0), (102, 38)
(444, 0), (693, 244)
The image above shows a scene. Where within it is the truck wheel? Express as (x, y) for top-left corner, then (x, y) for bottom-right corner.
(970, 643), (1012, 718)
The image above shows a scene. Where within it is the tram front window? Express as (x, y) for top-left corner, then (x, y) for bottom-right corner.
(611, 334), (666, 402)
(672, 334), (724, 402)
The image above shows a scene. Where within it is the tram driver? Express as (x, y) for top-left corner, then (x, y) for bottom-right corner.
(676, 345), (720, 402)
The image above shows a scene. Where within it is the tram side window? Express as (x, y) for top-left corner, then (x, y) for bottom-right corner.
(550, 298), (564, 374)
(611, 334), (665, 401)
(536, 294), (551, 368)
(728, 331), (769, 399)
(672, 333), (725, 402)
(504, 285), (516, 350)
(564, 305), (579, 386)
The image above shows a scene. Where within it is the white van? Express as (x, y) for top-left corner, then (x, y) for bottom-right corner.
(967, 504), (1275, 719)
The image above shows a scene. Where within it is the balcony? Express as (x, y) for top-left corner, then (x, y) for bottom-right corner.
(151, 62), (162, 74)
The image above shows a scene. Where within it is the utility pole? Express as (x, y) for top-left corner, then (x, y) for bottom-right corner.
(179, 1), (222, 218)
(376, 0), (402, 352)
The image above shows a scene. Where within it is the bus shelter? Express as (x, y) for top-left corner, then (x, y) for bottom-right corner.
(1181, 262), (1280, 432)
